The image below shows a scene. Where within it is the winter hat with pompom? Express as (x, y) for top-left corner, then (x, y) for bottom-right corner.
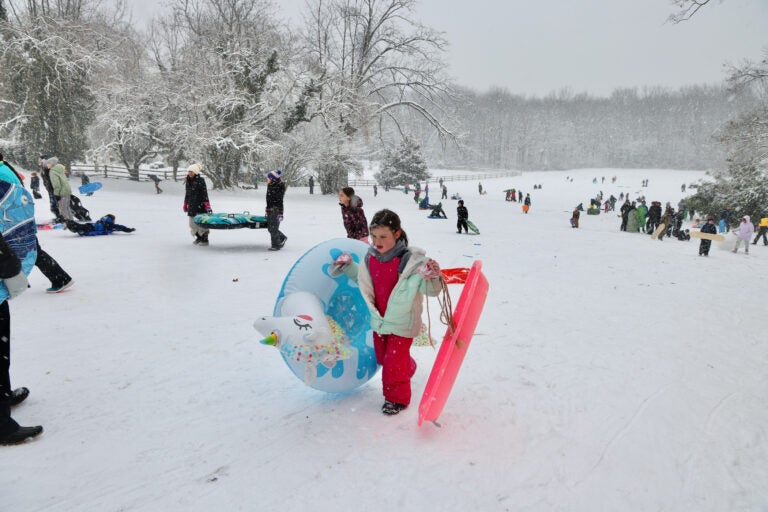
(187, 163), (202, 175)
(45, 157), (59, 167)
(267, 169), (282, 182)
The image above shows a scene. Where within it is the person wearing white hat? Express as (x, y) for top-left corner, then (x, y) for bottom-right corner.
(183, 163), (212, 246)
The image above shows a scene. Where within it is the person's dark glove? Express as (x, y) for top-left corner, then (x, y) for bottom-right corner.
(54, 195), (61, 201)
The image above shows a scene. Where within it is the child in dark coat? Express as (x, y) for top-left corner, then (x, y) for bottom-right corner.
(266, 169), (287, 250)
(699, 217), (717, 256)
(456, 200), (469, 233)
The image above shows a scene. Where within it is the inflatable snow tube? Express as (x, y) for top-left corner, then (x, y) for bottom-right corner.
(0, 182), (37, 302)
(254, 238), (378, 393)
(194, 212), (268, 229)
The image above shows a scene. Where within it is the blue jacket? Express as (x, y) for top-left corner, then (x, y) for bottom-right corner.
(79, 216), (133, 236)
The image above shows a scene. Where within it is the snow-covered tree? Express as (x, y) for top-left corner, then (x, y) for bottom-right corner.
(302, 0), (457, 135)
(0, 1), (127, 168)
(299, 0), (457, 187)
(375, 136), (428, 188)
(144, 0), (298, 189)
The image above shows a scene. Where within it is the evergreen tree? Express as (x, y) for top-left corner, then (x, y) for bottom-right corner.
(375, 136), (430, 188)
(688, 163), (768, 224)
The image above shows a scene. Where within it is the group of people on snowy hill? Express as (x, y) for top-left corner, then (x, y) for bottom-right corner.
(586, 189), (767, 257)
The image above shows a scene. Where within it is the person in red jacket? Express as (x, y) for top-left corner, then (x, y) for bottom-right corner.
(331, 209), (442, 415)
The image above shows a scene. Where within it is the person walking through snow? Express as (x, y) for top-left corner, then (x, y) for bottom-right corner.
(183, 163), (212, 246)
(265, 169), (287, 251)
(456, 200), (469, 233)
(732, 215), (754, 254)
(698, 217), (717, 256)
(330, 209), (442, 415)
(338, 187), (369, 242)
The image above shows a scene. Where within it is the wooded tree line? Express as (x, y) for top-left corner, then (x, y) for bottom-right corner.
(416, 85), (760, 171)
(0, 0), (765, 195)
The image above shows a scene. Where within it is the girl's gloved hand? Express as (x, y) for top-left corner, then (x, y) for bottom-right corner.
(333, 253), (352, 268)
(418, 259), (441, 280)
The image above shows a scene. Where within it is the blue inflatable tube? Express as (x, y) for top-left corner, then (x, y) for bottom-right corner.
(255, 238), (379, 393)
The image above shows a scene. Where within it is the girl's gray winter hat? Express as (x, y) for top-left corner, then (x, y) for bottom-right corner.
(45, 157), (59, 167)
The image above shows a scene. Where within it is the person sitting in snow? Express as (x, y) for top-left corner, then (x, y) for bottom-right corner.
(65, 215), (135, 236)
(428, 202), (447, 219)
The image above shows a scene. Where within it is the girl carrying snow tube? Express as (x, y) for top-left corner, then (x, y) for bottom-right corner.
(254, 238), (378, 392)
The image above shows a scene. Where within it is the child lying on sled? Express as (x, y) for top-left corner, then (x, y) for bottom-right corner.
(65, 214), (135, 236)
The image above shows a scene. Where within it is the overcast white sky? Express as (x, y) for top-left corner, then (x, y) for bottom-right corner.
(129, 0), (767, 97)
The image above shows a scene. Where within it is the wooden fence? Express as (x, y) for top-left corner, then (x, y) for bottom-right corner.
(348, 170), (520, 187)
(70, 164), (520, 186)
(70, 164), (179, 181)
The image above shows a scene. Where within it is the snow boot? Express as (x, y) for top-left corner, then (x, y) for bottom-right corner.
(46, 279), (74, 294)
(0, 425), (44, 445)
(381, 401), (407, 415)
(10, 388), (29, 407)
(193, 234), (202, 245)
(199, 234), (209, 246)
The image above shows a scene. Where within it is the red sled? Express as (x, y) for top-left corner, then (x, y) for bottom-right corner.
(440, 267), (470, 284)
(418, 260), (489, 426)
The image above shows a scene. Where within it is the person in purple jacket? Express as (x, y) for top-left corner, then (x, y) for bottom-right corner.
(338, 187), (369, 242)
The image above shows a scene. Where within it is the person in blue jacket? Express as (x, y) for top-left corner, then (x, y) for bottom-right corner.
(0, 175), (43, 445)
(65, 215), (135, 236)
(0, 153), (74, 293)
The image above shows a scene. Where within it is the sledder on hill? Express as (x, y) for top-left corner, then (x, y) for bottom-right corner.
(66, 215), (135, 236)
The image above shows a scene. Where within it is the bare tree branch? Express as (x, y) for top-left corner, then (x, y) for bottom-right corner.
(667, 0), (715, 24)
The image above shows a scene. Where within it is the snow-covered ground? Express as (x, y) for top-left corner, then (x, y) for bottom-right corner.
(2, 167), (766, 512)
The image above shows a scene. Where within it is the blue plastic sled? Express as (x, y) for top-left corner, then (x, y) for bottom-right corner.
(79, 182), (103, 194)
